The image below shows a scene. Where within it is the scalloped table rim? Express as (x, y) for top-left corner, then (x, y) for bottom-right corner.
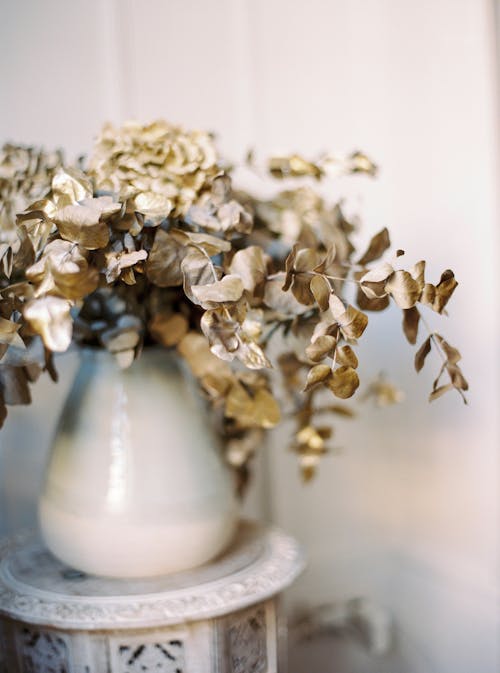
(0, 520), (305, 630)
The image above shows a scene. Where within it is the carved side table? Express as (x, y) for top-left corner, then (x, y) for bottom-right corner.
(0, 521), (304, 673)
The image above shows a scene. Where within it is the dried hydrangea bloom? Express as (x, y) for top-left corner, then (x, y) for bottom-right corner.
(88, 120), (220, 220)
(0, 144), (63, 243)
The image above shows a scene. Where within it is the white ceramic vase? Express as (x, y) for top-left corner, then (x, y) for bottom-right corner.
(38, 348), (239, 578)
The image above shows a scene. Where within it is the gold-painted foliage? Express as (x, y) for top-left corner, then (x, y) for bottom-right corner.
(0, 122), (466, 481)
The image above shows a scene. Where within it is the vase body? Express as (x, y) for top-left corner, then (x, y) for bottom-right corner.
(38, 348), (238, 578)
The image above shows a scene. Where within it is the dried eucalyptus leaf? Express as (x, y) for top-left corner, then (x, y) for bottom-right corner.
(146, 229), (185, 287)
(305, 335), (337, 362)
(105, 249), (147, 284)
(283, 244), (298, 292)
(217, 200), (253, 234)
(385, 270), (421, 309)
(327, 365), (360, 399)
(54, 203), (110, 250)
(336, 345), (358, 368)
(410, 260), (426, 289)
(356, 287), (390, 312)
(237, 340), (272, 370)
(310, 274), (330, 311)
(229, 246), (268, 292)
(26, 239), (98, 300)
(304, 364), (331, 392)
(225, 382), (280, 429)
(263, 277), (309, 315)
(357, 227), (390, 265)
(402, 306), (420, 345)
(434, 270), (458, 313)
(429, 383), (454, 402)
(415, 335), (432, 373)
(149, 313), (188, 347)
(329, 295), (368, 339)
(0, 317), (25, 350)
(52, 167), (92, 203)
(181, 248), (217, 303)
(434, 334), (461, 364)
(133, 191), (173, 221)
(170, 228), (231, 255)
(178, 332), (233, 384)
(191, 274), (244, 307)
(269, 154), (322, 180)
(447, 364), (468, 391)
(24, 296), (72, 352)
(296, 425), (327, 450)
(360, 263), (393, 298)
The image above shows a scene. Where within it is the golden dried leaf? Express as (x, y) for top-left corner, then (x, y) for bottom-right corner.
(402, 306), (420, 345)
(305, 334), (337, 362)
(429, 383), (454, 402)
(415, 335), (432, 373)
(0, 317), (25, 352)
(105, 249), (147, 283)
(54, 203), (110, 250)
(225, 382), (280, 429)
(327, 365), (360, 399)
(263, 277), (309, 315)
(360, 263), (393, 298)
(178, 332), (233, 387)
(191, 274), (244, 307)
(310, 274), (331, 311)
(229, 246), (268, 292)
(146, 229), (185, 287)
(336, 345), (358, 369)
(420, 283), (436, 307)
(296, 425), (326, 450)
(329, 294), (368, 339)
(26, 239), (98, 300)
(434, 334), (461, 365)
(356, 287), (390, 312)
(435, 270), (458, 311)
(132, 191), (173, 221)
(357, 227), (390, 266)
(217, 200), (253, 234)
(170, 228), (231, 255)
(24, 296), (72, 352)
(269, 154), (323, 180)
(149, 313), (188, 347)
(304, 364), (331, 392)
(385, 270), (421, 309)
(410, 260), (426, 289)
(282, 244), (298, 292)
(52, 167), (92, 203)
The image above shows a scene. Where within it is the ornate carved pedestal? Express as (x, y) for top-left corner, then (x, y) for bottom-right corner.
(0, 521), (304, 673)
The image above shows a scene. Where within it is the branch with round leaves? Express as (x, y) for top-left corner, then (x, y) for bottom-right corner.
(0, 122), (466, 484)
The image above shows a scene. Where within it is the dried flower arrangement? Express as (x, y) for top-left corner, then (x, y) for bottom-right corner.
(0, 121), (467, 482)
